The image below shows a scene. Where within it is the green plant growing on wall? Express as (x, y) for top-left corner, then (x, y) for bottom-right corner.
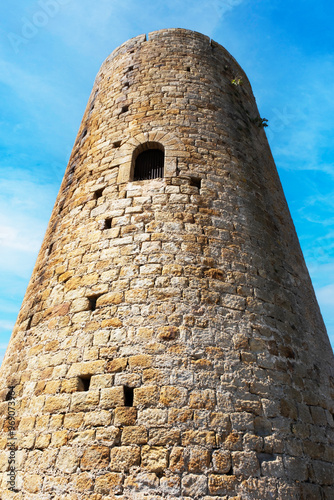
(250, 116), (268, 127)
(231, 77), (243, 86)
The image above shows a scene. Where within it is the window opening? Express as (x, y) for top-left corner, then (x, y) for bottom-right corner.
(121, 105), (129, 114)
(124, 386), (134, 407)
(104, 218), (112, 230)
(88, 294), (102, 311)
(134, 149), (164, 181)
(113, 141), (121, 148)
(94, 188), (104, 199)
(78, 376), (91, 391)
(190, 177), (201, 189)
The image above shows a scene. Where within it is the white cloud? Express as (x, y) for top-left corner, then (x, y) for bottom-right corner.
(315, 283), (334, 306)
(0, 324), (14, 335)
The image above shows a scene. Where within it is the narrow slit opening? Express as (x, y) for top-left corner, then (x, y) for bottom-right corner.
(26, 316), (33, 330)
(48, 243), (54, 255)
(124, 386), (134, 407)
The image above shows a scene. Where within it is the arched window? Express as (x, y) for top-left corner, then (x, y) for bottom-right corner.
(133, 147), (164, 181)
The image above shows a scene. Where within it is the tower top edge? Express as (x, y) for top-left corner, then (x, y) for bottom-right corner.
(98, 28), (250, 86)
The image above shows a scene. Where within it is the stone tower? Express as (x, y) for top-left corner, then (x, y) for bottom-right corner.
(0, 28), (333, 499)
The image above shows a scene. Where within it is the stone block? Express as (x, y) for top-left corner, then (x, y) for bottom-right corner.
(188, 446), (211, 472)
(212, 450), (232, 473)
(121, 426), (148, 445)
(110, 446), (141, 471)
(189, 389), (215, 409)
(56, 447), (80, 473)
(44, 395), (70, 413)
(114, 407), (137, 426)
(95, 472), (123, 495)
(141, 445), (168, 473)
(106, 358), (128, 373)
(81, 446), (110, 471)
(70, 391), (100, 411)
(137, 409), (168, 426)
(24, 474), (43, 493)
(208, 474), (238, 496)
(182, 474), (208, 497)
(100, 387), (125, 408)
(133, 386), (159, 407)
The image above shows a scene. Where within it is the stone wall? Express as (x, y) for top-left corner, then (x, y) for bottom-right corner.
(0, 28), (333, 499)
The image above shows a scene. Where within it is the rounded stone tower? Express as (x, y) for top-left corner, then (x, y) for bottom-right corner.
(0, 29), (333, 499)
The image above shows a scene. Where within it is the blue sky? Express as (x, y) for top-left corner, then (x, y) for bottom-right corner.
(0, 0), (333, 362)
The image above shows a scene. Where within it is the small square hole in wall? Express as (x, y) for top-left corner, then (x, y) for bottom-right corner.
(103, 218), (112, 230)
(127, 65), (134, 72)
(190, 177), (201, 189)
(186, 66), (191, 72)
(121, 105), (129, 114)
(94, 188), (104, 200)
(78, 376), (91, 391)
(123, 386), (134, 407)
(113, 141), (121, 148)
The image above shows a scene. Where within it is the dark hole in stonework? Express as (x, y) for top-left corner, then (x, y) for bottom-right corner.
(124, 82), (130, 88)
(190, 177), (201, 189)
(124, 386), (134, 407)
(128, 65), (134, 72)
(186, 67), (191, 72)
(48, 243), (54, 255)
(121, 105), (129, 114)
(79, 376), (91, 391)
(104, 218), (112, 230)
(94, 188), (104, 199)
(225, 467), (233, 475)
(82, 129), (87, 138)
(113, 141), (121, 148)
(88, 295), (101, 311)
(26, 316), (33, 330)
(257, 453), (276, 464)
(134, 149), (164, 181)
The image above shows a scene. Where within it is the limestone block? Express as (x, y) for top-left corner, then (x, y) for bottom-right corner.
(121, 426), (148, 445)
(109, 446), (141, 471)
(95, 472), (123, 495)
(100, 387), (125, 408)
(182, 474), (208, 497)
(141, 446), (168, 473)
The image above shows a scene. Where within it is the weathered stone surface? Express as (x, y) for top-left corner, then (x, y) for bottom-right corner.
(0, 27), (333, 500)
(110, 446), (141, 471)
